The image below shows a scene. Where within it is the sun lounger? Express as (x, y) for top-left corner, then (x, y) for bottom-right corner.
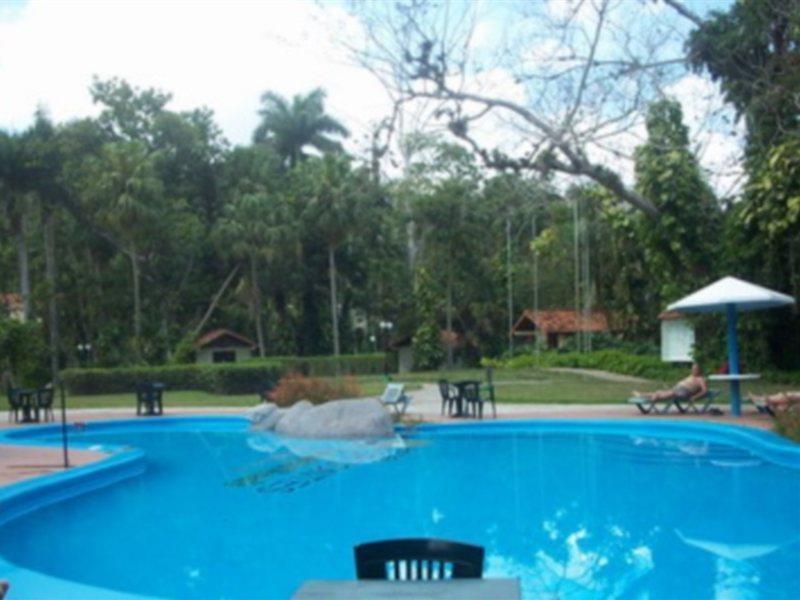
(627, 395), (676, 414)
(674, 389), (721, 414)
(628, 389), (720, 415)
(380, 383), (410, 415)
(748, 393), (800, 415)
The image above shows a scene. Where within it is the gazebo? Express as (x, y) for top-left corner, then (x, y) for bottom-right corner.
(667, 276), (795, 416)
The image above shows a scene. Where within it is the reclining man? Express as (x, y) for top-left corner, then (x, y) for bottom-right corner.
(633, 363), (708, 404)
(749, 391), (800, 412)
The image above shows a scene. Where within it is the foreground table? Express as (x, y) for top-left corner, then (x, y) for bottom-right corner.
(293, 578), (520, 599)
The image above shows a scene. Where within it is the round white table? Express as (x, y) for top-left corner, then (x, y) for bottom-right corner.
(708, 374), (761, 382)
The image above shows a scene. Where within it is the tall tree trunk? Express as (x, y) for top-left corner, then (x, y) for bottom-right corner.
(43, 208), (59, 384)
(250, 254), (266, 357)
(506, 216), (514, 356)
(445, 273), (453, 369)
(191, 264), (241, 339)
(129, 248), (142, 362)
(16, 213), (31, 321)
(328, 244), (341, 374)
(531, 212), (540, 359)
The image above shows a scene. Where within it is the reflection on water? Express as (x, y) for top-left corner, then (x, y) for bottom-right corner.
(486, 507), (656, 599)
(227, 433), (410, 493)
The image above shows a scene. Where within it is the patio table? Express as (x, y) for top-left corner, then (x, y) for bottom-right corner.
(451, 380), (481, 417)
(137, 382), (166, 416)
(293, 578), (520, 599)
(708, 374), (761, 382)
(16, 388), (40, 423)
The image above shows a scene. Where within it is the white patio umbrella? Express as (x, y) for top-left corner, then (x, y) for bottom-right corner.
(667, 276), (795, 416)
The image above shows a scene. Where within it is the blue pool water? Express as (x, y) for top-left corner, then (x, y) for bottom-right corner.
(1, 419), (799, 599)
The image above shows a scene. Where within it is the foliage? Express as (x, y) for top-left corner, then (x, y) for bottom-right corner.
(773, 405), (800, 443)
(269, 372), (362, 407)
(253, 88), (348, 169)
(411, 268), (444, 370)
(0, 314), (49, 387)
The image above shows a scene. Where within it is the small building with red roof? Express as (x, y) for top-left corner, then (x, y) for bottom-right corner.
(194, 329), (256, 364)
(0, 293), (25, 322)
(511, 309), (612, 350)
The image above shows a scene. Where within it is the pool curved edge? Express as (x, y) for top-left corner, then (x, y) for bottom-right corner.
(411, 418), (800, 468)
(0, 417), (247, 527)
(0, 415), (797, 599)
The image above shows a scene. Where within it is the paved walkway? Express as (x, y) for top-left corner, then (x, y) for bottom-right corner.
(0, 393), (777, 489)
(544, 367), (650, 383)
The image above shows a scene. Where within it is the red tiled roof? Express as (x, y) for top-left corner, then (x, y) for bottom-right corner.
(658, 310), (685, 320)
(194, 328), (256, 349)
(512, 309), (611, 334)
(0, 293), (22, 312)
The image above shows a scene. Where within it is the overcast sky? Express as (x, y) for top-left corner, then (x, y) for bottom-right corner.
(1, 0), (744, 194)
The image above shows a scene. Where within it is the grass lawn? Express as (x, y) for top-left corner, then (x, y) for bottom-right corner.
(62, 368), (791, 408)
(390, 367), (791, 404)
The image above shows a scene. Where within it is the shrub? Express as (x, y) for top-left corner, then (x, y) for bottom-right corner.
(773, 406), (800, 443)
(269, 372), (362, 407)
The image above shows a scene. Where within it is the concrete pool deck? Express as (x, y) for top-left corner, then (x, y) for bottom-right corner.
(0, 387), (779, 488)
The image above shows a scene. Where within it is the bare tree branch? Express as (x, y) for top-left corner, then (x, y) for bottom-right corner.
(660, 0), (705, 27)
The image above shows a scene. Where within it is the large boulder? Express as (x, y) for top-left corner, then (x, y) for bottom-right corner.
(250, 398), (394, 439)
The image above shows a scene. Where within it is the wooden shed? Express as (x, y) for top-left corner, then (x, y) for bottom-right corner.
(195, 329), (255, 364)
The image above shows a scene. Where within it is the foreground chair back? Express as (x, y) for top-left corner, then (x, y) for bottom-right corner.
(355, 538), (484, 580)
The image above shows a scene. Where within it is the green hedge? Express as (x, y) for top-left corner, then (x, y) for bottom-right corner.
(255, 353), (396, 377)
(61, 362), (283, 395)
(61, 353), (395, 396)
(485, 350), (800, 385)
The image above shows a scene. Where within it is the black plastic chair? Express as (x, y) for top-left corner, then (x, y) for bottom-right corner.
(482, 384), (497, 419)
(136, 383), (164, 416)
(438, 380), (457, 416)
(354, 538), (484, 580)
(6, 387), (21, 423)
(36, 388), (54, 422)
(461, 382), (485, 419)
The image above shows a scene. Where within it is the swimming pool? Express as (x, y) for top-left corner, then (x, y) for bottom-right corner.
(1, 417), (799, 599)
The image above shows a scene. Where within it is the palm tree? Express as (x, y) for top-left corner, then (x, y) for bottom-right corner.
(84, 140), (163, 361)
(299, 154), (367, 370)
(215, 191), (283, 357)
(253, 88), (349, 169)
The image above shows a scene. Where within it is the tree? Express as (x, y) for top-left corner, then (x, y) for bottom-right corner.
(81, 141), (164, 362)
(215, 190), (283, 357)
(411, 268), (444, 370)
(23, 111), (66, 384)
(633, 100), (720, 305)
(0, 131), (33, 320)
(296, 154), (372, 369)
(350, 0), (714, 216)
(689, 0), (800, 368)
(253, 88), (349, 169)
